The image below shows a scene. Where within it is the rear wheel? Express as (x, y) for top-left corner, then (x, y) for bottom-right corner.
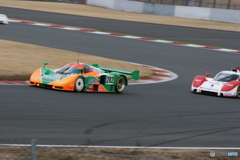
(237, 86), (240, 97)
(115, 76), (126, 93)
(75, 77), (84, 92)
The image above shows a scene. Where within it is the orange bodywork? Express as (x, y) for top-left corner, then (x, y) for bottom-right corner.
(49, 74), (79, 91)
(29, 68), (42, 84)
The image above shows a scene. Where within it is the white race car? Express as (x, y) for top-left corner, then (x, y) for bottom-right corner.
(191, 68), (240, 97)
(0, 14), (9, 24)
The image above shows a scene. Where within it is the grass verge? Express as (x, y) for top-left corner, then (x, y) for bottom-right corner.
(0, 39), (153, 81)
(0, 146), (239, 160)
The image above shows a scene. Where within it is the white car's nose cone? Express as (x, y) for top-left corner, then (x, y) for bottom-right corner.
(0, 14), (9, 24)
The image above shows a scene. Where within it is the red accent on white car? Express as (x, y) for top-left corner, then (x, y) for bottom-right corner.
(192, 75), (207, 88)
(221, 81), (240, 92)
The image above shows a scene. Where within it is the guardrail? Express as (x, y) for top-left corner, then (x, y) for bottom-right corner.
(0, 139), (173, 160)
(133, 0), (240, 10)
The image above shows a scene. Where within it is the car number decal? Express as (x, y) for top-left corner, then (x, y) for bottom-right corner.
(106, 75), (114, 84)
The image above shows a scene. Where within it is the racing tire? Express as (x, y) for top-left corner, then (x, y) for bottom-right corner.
(115, 76), (126, 93)
(237, 86), (240, 97)
(191, 89), (197, 94)
(74, 77), (85, 92)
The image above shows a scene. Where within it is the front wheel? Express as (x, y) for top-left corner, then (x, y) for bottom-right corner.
(75, 77), (85, 92)
(191, 89), (197, 94)
(115, 76), (126, 93)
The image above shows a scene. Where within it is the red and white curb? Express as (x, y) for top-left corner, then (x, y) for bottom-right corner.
(0, 64), (177, 85)
(0, 80), (29, 85)
(128, 63), (177, 85)
(9, 19), (240, 54)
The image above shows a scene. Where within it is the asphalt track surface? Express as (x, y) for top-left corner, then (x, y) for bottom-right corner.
(1, 6), (240, 50)
(0, 13), (240, 147)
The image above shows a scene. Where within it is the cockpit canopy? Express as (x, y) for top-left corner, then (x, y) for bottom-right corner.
(56, 63), (93, 75)
(56, 65), (82, 75)
(214, 72), (239, 82)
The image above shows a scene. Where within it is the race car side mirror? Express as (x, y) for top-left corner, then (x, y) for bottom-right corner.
(238, 78), (240, 81)
(205, 73), (210, 77)
(43, 62), (48, 68)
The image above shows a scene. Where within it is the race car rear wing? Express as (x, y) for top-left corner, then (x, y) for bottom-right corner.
(92, 64), (139, 80)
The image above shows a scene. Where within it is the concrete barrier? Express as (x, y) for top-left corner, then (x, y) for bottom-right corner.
(114, 0), (144, 13)
(174, 6), (211, 20)
(87, 0), (115, 9)
(143, 3), (154, 14)
(86, 0), (240, 24)
(154, 4), (175, 16)
(210, 8), (240, 23)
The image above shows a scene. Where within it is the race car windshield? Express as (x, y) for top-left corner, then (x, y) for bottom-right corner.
(214, 73), (239, 82)
(56, 66), (82, 75)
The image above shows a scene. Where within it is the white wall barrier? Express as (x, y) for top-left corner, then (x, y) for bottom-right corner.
(210, 8), (240, 24)
(86, 0), (240, 24)
(87, 0), (115, 9)
(174, 6), (211, 20)
(114, 0), (144, 13)
(154, 4), (175, 16)
(143, 3), (154, 14)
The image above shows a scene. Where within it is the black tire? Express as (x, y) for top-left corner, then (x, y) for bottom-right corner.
(115, 76), (126, 93)
(237, 86), (240, 97)
(74, 77), (85, 92)
(191, 89), (197, 94)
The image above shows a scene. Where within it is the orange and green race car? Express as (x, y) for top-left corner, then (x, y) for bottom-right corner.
(29, 62), (139, 93)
